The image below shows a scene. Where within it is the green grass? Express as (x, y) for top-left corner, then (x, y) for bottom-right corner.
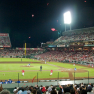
(0, 58), (40, 62)
(0, 58), (94, 80)
(74, 69), (94, 77)
(0, 64), (59, 71)
(74, 71), (94, 77)
(47, 62), (87, 69)
(0, 71), (69, 80)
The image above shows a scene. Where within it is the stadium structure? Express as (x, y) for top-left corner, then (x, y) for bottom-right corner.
(41, 27), (94, 65)
(0, 33), (11, 48)
(0, 27), (94, 93)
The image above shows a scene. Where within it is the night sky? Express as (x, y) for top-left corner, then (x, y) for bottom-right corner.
(0, 0), (94, 48)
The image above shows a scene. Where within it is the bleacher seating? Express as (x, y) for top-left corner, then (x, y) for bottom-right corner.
(0, 33), (11, 47)
(0, 49), (43, 58)
(35, 51), (94, 63)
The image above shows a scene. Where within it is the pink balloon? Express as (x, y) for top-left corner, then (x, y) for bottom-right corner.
(32, 14), (34, 17)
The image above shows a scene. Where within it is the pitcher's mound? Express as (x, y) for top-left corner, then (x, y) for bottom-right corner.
(20, 66), (33, 67)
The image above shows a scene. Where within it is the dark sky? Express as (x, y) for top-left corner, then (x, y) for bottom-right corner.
(0, 0), (94, 48)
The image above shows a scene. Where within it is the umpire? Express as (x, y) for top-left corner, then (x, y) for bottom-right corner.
(40, 65), (42, 71)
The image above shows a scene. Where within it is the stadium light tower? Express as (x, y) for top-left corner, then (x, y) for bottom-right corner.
(64, 11), (72, 31)
(40, 42), (44, 47)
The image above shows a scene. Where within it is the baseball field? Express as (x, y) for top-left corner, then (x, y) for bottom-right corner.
(0, 58), (94, 82)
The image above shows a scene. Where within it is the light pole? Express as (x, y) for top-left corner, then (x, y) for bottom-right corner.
(64, 11), (72, 31)
(41, 43), (44, 47)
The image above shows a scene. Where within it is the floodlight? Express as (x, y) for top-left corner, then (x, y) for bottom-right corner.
(64, 11), (71, 24)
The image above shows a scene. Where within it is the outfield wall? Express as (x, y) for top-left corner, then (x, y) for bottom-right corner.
(2, 79), (94, 88)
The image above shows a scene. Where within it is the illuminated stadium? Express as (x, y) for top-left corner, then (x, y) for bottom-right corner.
(0, 27), (94, 90)
(1, 0), (94, 93)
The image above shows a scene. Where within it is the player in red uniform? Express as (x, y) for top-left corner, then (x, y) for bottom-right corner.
(22, 70), (25, 76)
(92, 64), (93, 68)
(73, 63), (75, 66)
(50, 70), (53, 76)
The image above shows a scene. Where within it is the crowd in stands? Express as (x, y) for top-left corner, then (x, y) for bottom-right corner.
(0, 49), (43, 57)
(0, 83), (94, 94)
(54, 33), (94, 42)
(35, 51), (94, 63)
(0, 36), (11, 46)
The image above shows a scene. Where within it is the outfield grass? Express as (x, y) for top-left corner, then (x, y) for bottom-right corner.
(47, 62), (87, 69)
(0, 58), (40, 62)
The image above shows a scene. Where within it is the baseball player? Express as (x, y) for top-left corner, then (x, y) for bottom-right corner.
(45, 60), (46, 64)
(73, 63), (75, 66)
(27, 64), (30, 67)
(40, 65), (42, 71)
(74, 67), (77, 71)
(22, 70), (25, 76)
(21, 58), (22, 62)
(50, 70), (53, 76)
(92, 64), (93, 68)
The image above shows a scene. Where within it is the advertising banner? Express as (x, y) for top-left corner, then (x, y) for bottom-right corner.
(57, 45), (65, 47)
(0, 33), (8, 36)
(84, 45), (94, 46)
(48, 45), (57, 47)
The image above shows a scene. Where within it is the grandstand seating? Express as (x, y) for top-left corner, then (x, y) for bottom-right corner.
(55, 34), (94, 42)
(35, 51), (94, 63)
(0, 49), (43, 58)
(52, 27), (94, 46)
(0, 33), (11, 47)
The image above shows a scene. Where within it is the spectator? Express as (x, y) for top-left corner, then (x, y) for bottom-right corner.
(0, 84), (3, 92)
(0, 89), (10, 94)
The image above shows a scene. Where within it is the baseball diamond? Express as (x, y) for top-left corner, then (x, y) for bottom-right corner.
(1, 1), (94, 93)
(0, 58), (94, 82)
